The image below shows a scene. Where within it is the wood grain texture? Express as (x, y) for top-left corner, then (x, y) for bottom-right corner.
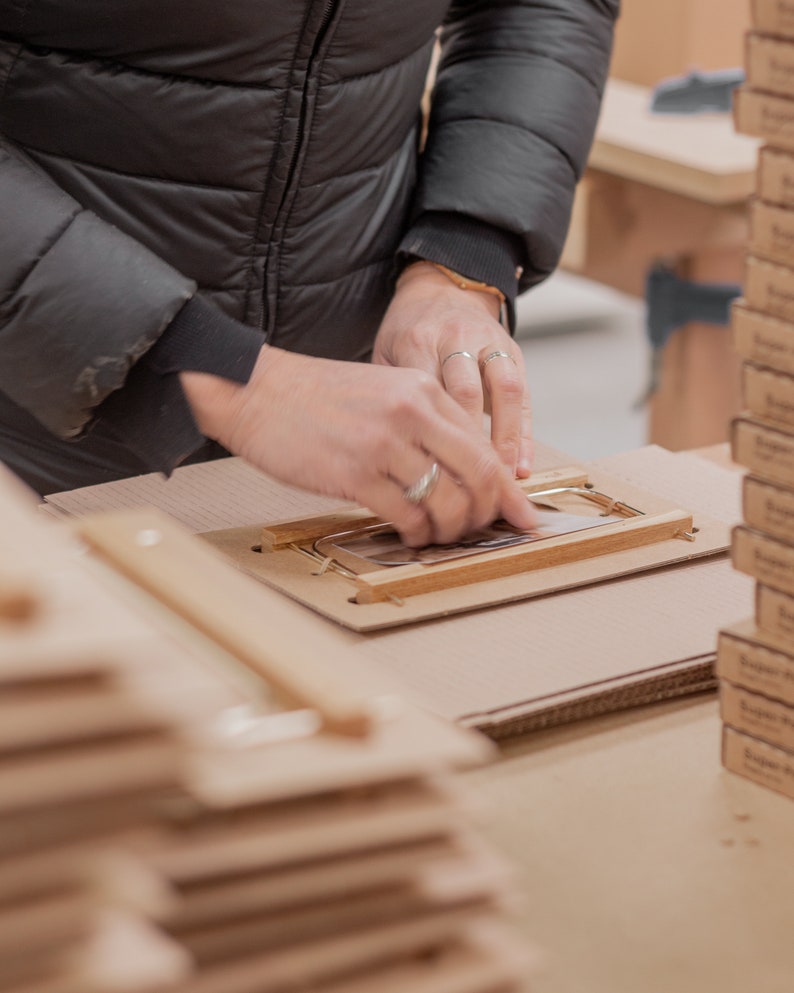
(354, 509), (694, 604)
(262, 511), (383, 551)
(77, 509), (377, 738)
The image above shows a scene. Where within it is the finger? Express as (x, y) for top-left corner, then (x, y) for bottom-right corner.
(480, 347), (527, 475)
(358, 472), (434, 548)
(500, 480), (538, 532)
(384, 448), (476, 547)
(377, 411), (536, 541)
(410, 428), (502, 536)
(422, 472), (477, 546)
(396, 373), (526, 532)
(517, 391), (534, 479)
(440, 350), (484, 426)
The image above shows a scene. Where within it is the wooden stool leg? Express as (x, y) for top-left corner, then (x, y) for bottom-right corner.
(648, 249), (744, 451)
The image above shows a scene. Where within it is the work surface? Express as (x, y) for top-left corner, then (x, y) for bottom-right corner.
(46, 444), (794, 989)
(590, 79), (758, 204)
(45, 444), (752, 735)
(469, 696), (794, 993)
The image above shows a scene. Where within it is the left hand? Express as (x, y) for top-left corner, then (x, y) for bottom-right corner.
(372, 261), (532, 478)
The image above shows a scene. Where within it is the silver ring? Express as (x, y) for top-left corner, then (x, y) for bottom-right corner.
(480, 349), (517, 372)
(441, 350), (477, 370)
(403, 462), (441, 505)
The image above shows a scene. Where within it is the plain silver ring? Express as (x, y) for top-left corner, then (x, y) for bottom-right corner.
(480, 349), (517, 372)
(441, 350), (477, 370)
(403, 462), (441, 504)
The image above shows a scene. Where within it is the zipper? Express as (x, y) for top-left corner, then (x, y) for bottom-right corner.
(281, 0), (336, 211)
(262, 0), (337, 336)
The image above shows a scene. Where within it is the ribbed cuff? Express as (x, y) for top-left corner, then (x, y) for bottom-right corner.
(147, 296), (263, 382)
(90, 297), (263, 475)
(397, 212), (524, 330)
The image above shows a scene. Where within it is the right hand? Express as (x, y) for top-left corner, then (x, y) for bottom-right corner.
(180, 344), (535, 547)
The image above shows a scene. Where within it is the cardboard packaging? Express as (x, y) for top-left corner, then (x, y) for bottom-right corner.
(732, 413), (794, 485)
(747, 32), (794, 98)
(750, 197), (794, 268)
(720, 679), (794, 751)
(722, 724), (794, 801)
(734, 87), (794, 153)
(743, 473), (794, 542)
(743, 360), (794, 427)
(757, 581), (794, 638)
(719, 0), (794, 806)
(744, 254), (794, 322)
(717, 618), (794, 705)
(733, 300), (794, 375)
(758, 145), (794, 208)
(733, 523), (794, 594)
(752, 0), (794, 39)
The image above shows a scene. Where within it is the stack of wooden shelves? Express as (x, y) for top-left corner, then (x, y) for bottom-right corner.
(719, 0), (794, 799)
(0, 465), (530, 993)
(0, 469), (191, 993)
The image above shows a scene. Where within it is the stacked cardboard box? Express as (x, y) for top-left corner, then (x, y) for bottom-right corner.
(0, 464), (531, 993)
(720, 2), (794, 799)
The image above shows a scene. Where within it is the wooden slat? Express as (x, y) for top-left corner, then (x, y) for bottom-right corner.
(521, 467), (590, 493)
(0, 579), (40, 621)
(262, 510), (382, 552)
(76, 510), (376, 738)
(354, 509), (694, 604)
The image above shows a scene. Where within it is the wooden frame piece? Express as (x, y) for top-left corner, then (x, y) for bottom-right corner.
(258, 468), (694, 605)
(260, 468), (590, 553)
(197, 464), (728, 632)
(76, 510), (377, 738)
(348, 506), (692, 605)
(0, 579), (39, 622)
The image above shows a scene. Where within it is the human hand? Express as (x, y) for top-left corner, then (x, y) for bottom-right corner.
(180, 345), (535, 548)
(372, 261), (533, 478)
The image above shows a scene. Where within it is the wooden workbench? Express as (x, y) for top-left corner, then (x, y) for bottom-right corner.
(40, 441), (793, 991)
(564, 79), (758, 452)
(468, 696), (794, 993)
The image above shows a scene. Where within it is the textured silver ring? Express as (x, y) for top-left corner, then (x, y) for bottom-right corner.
(480, 349), (517, 372)
(403, 462), (441, 505)
(441, 350), (477, 370)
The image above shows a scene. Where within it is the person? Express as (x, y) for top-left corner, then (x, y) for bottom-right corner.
(0, 1), (618, 547)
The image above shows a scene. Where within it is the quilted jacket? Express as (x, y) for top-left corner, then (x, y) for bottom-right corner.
(0, 0), (618, 447)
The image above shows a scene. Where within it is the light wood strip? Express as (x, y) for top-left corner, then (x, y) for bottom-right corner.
(355, 509), (693, 604)
(77, 510), (375, 738)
